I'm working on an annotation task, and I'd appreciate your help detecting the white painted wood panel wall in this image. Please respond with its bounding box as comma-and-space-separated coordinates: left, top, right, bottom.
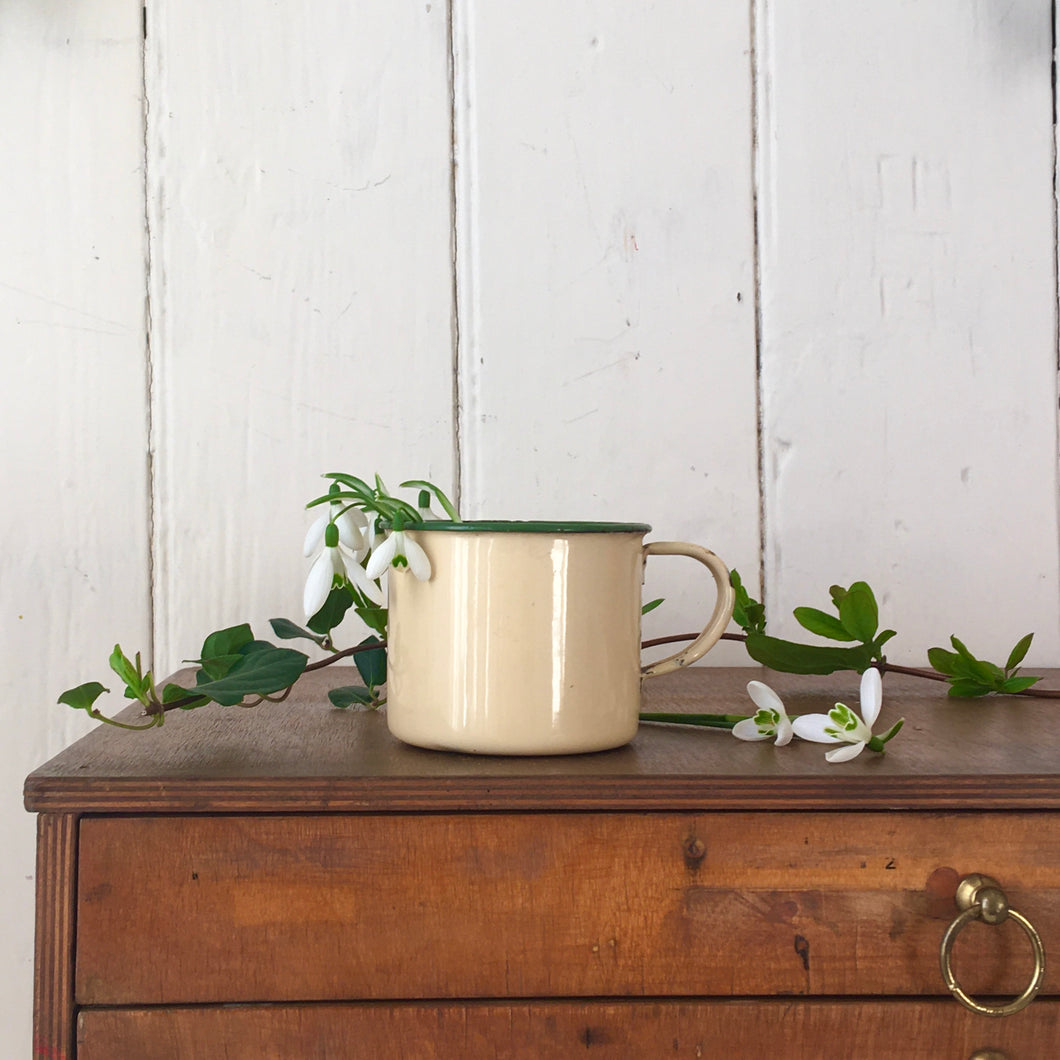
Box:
4, 0, 1057, 1048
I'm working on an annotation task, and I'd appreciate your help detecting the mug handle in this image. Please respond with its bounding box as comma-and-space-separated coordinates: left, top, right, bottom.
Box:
640, 542, 736, 679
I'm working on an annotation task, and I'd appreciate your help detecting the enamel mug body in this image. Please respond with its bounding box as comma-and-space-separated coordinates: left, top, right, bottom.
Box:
385, 522, 734, 755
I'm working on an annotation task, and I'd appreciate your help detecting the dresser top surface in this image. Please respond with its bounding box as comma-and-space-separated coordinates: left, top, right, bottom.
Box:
24, 668, 1060, 813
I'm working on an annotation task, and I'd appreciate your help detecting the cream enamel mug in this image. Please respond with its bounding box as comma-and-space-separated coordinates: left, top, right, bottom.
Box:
385, 522, 736, 755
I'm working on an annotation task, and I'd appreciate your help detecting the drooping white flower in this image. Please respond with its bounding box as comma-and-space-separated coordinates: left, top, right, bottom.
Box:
415, 488, 444, 522
733, 681, 793, 745
365, 527, 431, 582
791, 668, 902, 762
303, 504, 368, 561
303, 515, 381, 619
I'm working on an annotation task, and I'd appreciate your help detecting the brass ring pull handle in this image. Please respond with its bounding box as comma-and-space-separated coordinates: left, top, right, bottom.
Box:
939, 873, 1046, 1017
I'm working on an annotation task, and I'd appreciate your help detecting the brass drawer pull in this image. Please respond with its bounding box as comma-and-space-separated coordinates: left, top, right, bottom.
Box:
940, 873, 1046, 1017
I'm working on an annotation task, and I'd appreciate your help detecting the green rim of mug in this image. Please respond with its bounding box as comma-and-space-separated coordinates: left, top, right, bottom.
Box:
404, 520, 652, 534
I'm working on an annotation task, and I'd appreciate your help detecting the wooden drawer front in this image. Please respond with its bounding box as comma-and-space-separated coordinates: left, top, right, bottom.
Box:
77, 1000, 1060, 1059
76, 812, 1060, 1004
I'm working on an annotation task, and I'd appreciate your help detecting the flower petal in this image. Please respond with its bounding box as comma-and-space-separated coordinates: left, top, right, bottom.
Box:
364, 532, 398, 580
347, 558, 385, 606
334, 510, 366, 553
303, 513, 328, 557
825, 741, 866, 763
791, 713, 844, 743
404, 536, 432, 581
860, 667, 883, 726
304, 547, 341, 618
747, 680, 786, 717
774, 715, 794, 746
733, 718, 772, 741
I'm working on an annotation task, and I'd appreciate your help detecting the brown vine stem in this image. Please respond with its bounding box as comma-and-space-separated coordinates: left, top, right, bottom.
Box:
147, 629, 1060, 716
642, 632, 1060, 700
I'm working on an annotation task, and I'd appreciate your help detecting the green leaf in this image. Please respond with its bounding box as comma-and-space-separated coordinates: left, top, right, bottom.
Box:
793, 606, 856, 642
58, 681, 109, 714
837, 581, 878, 642
108, 645, 141, 692
328, 685, 376, 709
269, 617, 328, 646
878, 718, 904, 744
928, 646, 962, 677
197, 653, 245, 682
201, 624, 254, 660
873, 629, 898, 652
729, 569, 766, 635
322, 472, 375, 499
353, 635, 387, 688
946, 678, 993, 698
400, 479, 460, 520
162, 683, 211, 709
354, 605, 389, 638
641, 598, 664, 616
949, 636, 1002, 684
169, 647, 308, 707
307, 584, 355, 635
1005, 633, 1034, 674
1001, 675, 1040, 694
829, 585, 848, 609
744, 633, 874, 675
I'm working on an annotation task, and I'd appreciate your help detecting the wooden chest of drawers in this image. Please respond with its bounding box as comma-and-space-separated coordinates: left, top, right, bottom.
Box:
25, 669, 1060, 1058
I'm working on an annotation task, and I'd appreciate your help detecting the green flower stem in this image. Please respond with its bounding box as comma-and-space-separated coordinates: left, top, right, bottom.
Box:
638, 712, 743, 730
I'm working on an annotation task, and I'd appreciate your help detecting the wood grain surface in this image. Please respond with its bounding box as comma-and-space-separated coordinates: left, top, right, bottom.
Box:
75, 811, 1058, 1005
33, 814, 77, 1060
76, 999, 1060, 1059
25, 669, 1060, 814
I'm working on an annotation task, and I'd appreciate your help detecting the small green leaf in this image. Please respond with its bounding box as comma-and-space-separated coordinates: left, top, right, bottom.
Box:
58, 681, 109, 714
878, 718, 904, 744
641, 598, 664, 616
949, 636, 1002, 684
837, 581, 878, 642
269, 618, 329, 645
744, 633, 874, 675
928, 646, 962, 677
1005, 633, 1034, 674
197, 653, 245, 682
328, 685, 376, 709
108, 645, 140, 692
829, 585, 848, 609
162, 683, 210, 709
201, 624, 254, 660
400, 479, 460, 520
873, 629, 897, 652
321, 472, 375, 499
1001, 675, 1040, 694
308, 584, 355, 635
353, 635, 387, 689
354, 605, 389, 638
729, 570, 766, 635
793, 606, 856, 642
947, 678, 993, 698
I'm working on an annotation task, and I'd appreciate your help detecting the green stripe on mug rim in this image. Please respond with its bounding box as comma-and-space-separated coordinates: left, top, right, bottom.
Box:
405, 520, 652, 534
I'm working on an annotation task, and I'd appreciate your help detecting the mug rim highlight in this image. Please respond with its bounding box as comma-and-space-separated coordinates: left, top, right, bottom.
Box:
404, 519, 652, 534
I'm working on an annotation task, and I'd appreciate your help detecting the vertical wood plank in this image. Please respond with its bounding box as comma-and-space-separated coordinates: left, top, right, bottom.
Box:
758, 1, 1060, 663
456, 1, 761, 656
33, 815, 78, 1060
1, 3, 148, 1053
146, 1, 456, 670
